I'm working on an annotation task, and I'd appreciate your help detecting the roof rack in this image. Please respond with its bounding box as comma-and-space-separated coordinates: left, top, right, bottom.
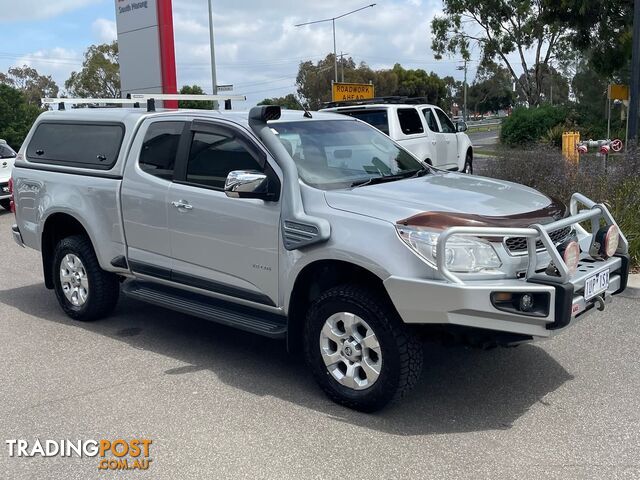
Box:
323, 96, 434, 109
42, 94, 247, 112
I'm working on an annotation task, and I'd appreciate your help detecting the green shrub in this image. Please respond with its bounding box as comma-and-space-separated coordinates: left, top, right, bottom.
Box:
480, 147, 640, 266
500, 106, 568, 147
541, 124, 565, 148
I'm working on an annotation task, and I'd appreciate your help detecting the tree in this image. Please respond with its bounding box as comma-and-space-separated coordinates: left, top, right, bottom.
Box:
258, 94, 301, 110
178, 85, 213, 109
442, 75, 463, 114
295, 54, 448, 110
572, 60, 608, 114
389, 64, 447, 104
65, 42, 120, 98
296, 54, 339, 109
0, 84, 42, 149
468, 63, 514, 114
431, 0, 570, 106
0, 66, 59, 105
543, 0, 633, 78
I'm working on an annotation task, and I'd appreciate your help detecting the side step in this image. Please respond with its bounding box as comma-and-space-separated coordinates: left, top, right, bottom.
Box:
122, 281, 287, 339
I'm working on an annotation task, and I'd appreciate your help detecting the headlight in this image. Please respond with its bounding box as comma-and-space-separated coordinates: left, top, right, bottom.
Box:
396, 225, 502, 273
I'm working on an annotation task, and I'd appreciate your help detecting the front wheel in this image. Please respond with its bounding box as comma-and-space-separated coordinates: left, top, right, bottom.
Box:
462, 152, 473, 174
304, 285, 423, 412
0, 199, 10, 211
52, 235, 120, 321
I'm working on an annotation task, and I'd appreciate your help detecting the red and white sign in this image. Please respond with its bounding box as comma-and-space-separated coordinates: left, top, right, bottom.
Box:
610, 139, 624, 153
115, 0, 177, 107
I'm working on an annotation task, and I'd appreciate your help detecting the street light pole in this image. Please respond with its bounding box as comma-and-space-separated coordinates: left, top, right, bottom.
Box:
629, 0, 640, 142
207, 0, 219, 109
457, 61, 468, 121
339, 52, 350, 82
333, 19, 337, 83
295, 4, 376, 84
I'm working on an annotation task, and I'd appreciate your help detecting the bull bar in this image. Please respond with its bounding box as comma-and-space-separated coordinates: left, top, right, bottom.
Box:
435, 193, 630, 285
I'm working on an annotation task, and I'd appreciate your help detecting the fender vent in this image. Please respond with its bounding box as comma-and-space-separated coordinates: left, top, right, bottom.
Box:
283, 221, 319, 249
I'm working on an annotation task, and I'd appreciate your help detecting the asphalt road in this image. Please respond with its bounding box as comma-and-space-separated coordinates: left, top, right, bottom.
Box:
469, 128, 501, 148
0, 210, 639, 479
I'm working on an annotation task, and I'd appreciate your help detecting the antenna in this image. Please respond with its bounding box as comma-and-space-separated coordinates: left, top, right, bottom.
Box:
294, 94, 313, 118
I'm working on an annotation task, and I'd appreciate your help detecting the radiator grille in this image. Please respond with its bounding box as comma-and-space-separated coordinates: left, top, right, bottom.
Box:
505, 226, 573, 254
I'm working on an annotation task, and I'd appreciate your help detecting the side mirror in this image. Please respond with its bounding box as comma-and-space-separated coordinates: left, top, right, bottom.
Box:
224, 170, 272, 200
457, 121, 468, 133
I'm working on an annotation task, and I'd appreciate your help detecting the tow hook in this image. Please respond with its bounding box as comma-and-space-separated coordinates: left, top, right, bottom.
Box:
594, 295, 606, 311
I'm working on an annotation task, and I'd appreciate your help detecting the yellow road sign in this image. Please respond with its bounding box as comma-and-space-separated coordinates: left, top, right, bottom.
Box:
608, 84, 629, 101
332, 82, 375, 102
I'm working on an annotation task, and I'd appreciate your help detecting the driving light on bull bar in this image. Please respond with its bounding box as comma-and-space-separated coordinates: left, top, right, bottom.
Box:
591, 225, 620, 259
396, 225, 502, 273
560, 240, 580, 275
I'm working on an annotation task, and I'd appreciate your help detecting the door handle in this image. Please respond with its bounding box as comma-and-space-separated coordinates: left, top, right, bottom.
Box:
171, 200, 193, 210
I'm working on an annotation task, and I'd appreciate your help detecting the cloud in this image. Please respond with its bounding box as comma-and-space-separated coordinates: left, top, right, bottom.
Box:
93, 18, 117, 43
168, 0, 448, 104
14, 48, 81, 89
2, 0, 470, 105
0, 0, 102, 21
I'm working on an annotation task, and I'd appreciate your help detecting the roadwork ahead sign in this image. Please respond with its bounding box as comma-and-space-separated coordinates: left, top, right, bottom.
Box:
332, 82, 375, 102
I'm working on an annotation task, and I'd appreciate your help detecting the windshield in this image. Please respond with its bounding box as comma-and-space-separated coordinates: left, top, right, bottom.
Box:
272, 119, 426, 190
0, 144, 16, 159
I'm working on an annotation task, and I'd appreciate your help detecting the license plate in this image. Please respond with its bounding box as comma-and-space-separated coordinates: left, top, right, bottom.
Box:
584, 269, 610, 300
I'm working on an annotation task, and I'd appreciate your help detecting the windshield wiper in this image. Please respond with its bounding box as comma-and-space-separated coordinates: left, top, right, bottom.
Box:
351, 168, 429, 188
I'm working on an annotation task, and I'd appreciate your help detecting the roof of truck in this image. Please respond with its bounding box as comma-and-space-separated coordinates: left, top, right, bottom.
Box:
322, 103, 437, 112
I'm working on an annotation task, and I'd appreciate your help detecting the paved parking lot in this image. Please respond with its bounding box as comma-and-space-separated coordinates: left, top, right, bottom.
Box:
0, 210, 638, 479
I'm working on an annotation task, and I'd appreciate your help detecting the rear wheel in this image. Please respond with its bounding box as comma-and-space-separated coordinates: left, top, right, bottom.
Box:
0, 199, 10, 211
304, 284, 423, 412
52, 235, 120, 321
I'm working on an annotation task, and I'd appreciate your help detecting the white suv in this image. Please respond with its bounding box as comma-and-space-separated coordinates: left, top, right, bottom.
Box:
0, 139, 16, 210
322, 101, 474, 173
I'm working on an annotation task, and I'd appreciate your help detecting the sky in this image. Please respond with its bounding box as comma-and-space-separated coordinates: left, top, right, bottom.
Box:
0, 0, 489, 106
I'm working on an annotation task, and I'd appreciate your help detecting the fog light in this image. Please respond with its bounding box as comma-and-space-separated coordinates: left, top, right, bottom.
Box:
491, 292, 551, 317
519, 294, 534, 312
591, 225, 619, 259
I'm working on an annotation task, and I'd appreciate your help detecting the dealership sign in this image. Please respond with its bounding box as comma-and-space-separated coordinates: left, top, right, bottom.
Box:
115, 0, 177, 106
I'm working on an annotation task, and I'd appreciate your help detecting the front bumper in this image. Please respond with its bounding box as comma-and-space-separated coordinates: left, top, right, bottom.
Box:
384, 254, 629, 339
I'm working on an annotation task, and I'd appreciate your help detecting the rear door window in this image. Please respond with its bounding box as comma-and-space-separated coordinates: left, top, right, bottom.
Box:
339, 109, 390, 135
397, 108, 424, 135
26, 122, 124, 170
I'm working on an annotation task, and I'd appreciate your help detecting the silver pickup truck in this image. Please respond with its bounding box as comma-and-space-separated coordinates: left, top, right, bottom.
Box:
10, 99, 630, 412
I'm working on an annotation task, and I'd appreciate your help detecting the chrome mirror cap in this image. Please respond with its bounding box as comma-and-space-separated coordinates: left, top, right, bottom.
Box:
224, 170, 269, 199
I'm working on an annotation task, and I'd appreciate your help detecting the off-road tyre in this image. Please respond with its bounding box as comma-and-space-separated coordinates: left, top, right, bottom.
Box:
304, 284, 423, 412
52, 235, 119, 321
